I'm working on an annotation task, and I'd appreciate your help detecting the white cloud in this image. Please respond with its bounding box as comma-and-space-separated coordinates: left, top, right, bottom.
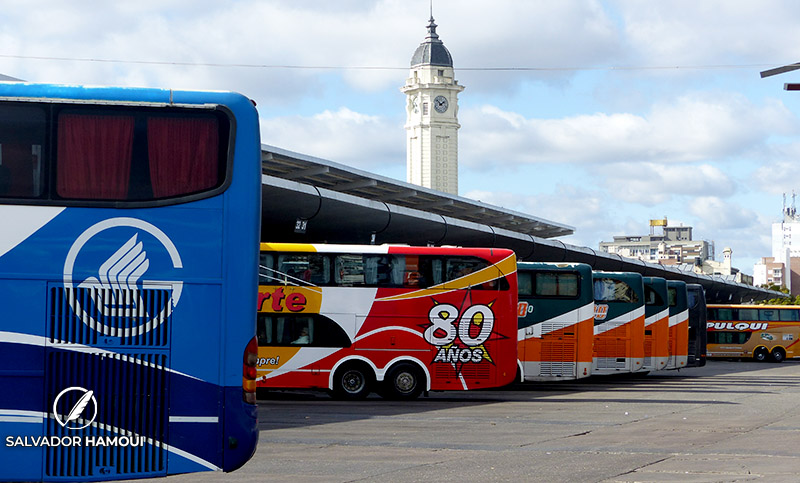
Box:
751, 142, 800, 195
689, 196, 760, 231
460, 92, 796, 167
687, 196, 772, 271
0, 1, 620, 99
260, 107, 404, 172
599, 162, 736, 205
617, 0, 800, 64
464, 185, 623, 249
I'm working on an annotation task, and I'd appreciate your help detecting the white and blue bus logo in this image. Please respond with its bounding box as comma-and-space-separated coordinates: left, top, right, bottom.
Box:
62, 217, 183, 338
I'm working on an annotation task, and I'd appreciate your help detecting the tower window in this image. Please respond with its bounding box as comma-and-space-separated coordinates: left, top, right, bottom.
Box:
438, 69, 444, 76
422, 102, 429, 115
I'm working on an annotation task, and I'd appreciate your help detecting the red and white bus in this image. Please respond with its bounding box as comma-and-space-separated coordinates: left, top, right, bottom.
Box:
255, 243, 518, 399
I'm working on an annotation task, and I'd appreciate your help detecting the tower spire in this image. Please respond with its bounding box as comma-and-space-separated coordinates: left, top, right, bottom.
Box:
401, 14, 464, 195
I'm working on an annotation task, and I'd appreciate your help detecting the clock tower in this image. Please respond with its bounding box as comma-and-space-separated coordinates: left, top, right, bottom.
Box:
401, 16, 464, 195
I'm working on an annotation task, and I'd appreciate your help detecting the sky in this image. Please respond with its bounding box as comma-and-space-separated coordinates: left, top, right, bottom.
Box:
3, 0, 800, 276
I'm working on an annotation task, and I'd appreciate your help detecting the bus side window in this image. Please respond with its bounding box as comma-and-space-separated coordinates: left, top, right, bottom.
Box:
738, 308, 758, 321
0, 106, 46, 199
716, 308, 733, 321
259, 253, 275, 284
711, 331, 750, 344
257, 314, 273, 345
645, 286, 664, 306
595, 278, 635, 303
365, 255, 406, 287
405, 256, 436, 288
536, 272, 578, 297
278, 254, 330, 285
287, 316, 313, 345
536, 273, 559, 296
780, 309, 799, 321
335, 254, 365, 286
260, 315, 351, 348
760, 309, 779, 321
518, 272, 532, 296
445, 257, 489, 282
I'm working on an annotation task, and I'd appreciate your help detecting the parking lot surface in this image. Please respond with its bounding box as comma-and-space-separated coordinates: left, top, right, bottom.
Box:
139, 360, 800, 482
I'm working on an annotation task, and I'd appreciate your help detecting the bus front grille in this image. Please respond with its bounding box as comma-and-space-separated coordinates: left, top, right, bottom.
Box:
541, 340, 576, 362
44, 350, 168, 479
540, 361, 576, 377
49, 285, 171, 347
596, 357, 627, 369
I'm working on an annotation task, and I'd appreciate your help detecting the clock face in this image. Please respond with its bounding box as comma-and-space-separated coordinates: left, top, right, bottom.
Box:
433, 95, 448, 113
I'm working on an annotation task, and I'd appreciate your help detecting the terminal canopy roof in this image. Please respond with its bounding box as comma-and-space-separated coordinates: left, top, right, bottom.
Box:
261, 144, 784, 304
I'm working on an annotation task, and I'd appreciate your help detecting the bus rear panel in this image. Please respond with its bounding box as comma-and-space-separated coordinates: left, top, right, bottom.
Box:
0, 83, 260, 481
686, 283, 707, 367
665, 280, 689, 370
642, 277, 670, 372
592, 272, 645, 375
517, 262, 594, 381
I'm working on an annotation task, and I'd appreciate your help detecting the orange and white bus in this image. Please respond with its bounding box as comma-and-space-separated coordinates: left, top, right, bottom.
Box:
642, 277, 670, 372
255, 243, 518, 399
592, 272, 645, 374
516, 262, 594, 381
706, 304, 800, 362
665, 280, 689, 370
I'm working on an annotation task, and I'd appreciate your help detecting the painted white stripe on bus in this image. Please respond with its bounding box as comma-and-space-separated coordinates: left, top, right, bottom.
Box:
669, 310, 689, 327
354, 326, 425, 343
49, 412, 221, 471
0, 409, 46, 424
0, 409, 46, 422
645, 308, 670, 327
169, 416, 219, 423
0, 206, 65, 258
594, 306, 645, 335
0, 409, 220, 471
0, 331, 201, 381
519, 303, 594, 340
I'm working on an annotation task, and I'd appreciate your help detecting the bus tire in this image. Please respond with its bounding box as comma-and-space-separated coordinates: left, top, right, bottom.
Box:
332, 363, 373, 400
382, 363, 424, 400
771, 348, 786, 363
753, 347, 769, 362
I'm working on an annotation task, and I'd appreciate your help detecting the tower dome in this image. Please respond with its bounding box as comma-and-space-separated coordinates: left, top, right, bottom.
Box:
410, 17, 453, 67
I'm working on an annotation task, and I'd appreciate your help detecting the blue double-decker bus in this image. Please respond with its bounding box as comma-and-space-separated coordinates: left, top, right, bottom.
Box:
0, 82, 261, 481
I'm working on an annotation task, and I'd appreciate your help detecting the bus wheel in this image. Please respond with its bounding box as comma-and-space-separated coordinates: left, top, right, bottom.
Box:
753, 347, 769, 362
771, 348, 786, 363
383, 363, 424, 400
332, 363, 372, 400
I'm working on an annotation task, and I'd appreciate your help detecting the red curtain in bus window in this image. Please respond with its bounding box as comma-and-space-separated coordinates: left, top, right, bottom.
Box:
147, 117, 219, 198
56, 114, 134, 199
